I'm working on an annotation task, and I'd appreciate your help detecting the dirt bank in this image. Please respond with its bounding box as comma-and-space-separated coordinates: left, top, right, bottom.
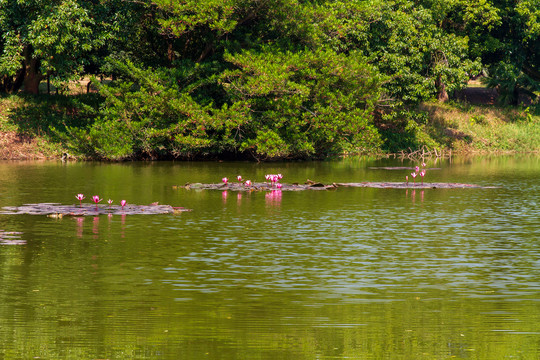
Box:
0, 131, 54, 160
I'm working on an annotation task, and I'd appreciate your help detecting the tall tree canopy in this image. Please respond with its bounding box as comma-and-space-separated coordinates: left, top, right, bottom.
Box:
0, 0, 101, 93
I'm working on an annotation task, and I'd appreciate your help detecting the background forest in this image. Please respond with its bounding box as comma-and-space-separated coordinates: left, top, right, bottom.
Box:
0, 0, 539, 160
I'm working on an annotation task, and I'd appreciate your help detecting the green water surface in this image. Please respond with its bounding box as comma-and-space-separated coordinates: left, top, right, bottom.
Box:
0, 156, 538, 359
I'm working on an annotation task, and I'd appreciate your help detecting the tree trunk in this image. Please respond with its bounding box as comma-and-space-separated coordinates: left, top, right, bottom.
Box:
22, 45, 44, 95
511, 86, 519, 106
435, 74, 449, 102
167, 42, 175, 65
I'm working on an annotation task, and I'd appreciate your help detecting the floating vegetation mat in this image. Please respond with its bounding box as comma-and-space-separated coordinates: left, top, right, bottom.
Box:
0, 203, 190, 216
0, 231, 25, 245
368, 167, 442, 171
180, 181, 495, 191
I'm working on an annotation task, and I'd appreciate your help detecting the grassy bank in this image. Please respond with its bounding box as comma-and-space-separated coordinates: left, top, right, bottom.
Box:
0, 93, 538, 160
0, 93, 101, 160
419, 101, 540, 153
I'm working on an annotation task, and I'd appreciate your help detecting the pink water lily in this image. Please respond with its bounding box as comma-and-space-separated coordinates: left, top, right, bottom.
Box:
245, 180, 252, 186
265, 174, 281, 186
107, 199, 113, 208
415, 166, 420, 173
420, 170, 426, 184
411, 172, 417, 184
222, 177, 228, 184
92, 195, 102, 210
75, 194, 85, 206
120, 200, 127, 209
237, 175, 242, 183
276, 183, 282, 189
421, 162, 426, 168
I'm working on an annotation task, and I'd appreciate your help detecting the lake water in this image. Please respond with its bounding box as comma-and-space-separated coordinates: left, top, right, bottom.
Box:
0, 156, 538, 359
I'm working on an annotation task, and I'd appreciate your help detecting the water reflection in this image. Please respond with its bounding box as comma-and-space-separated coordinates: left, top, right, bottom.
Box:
222, 190, 228, 203
405, 189, 425, 203
0, 230, 25, 245
76, 217, 84, 238
265, 190, 282, 206
92, 216, 99, 238
237, 192, 242, 204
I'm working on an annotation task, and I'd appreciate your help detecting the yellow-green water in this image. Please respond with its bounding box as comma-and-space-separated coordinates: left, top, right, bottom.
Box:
0, 156, 538, 359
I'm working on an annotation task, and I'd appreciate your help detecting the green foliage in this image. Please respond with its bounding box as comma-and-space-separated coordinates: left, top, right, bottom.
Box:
366, 1, 479, 103
0, 32, 24, 76
466, 0, 539, 105
1, 0, 538, 159
482, 62, 540, 106
0, 0, 106, 93
221, 48, 385, 159
71, 47, 385, 160
379, 109, 441, 152
26, 0, 96, 74
70, 59, 247, 159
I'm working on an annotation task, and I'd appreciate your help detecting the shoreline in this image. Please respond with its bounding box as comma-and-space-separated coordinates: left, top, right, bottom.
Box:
1, 94, 538, 161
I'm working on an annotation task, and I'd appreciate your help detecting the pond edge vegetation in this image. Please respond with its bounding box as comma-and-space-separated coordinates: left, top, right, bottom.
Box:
0, 0, 538, 161
1, 92, 537, 161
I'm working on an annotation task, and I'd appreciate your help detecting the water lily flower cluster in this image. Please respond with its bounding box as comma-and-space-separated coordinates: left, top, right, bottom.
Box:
221, 175, 253, 186
75, 194, 127, 209
237, 175, 253, 186
265, 174, 283, 187
219, 174, 283, 188
407, 163, 427, 186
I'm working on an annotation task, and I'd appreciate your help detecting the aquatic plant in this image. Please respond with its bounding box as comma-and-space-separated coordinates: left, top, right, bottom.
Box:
92, 195, 102, 209
411, 172, 417, 184
107, 199, 113, 208
75, 194, 85, 206
265, 174, 282, 187
420, 169, 426, 184
222, 177, 228, 184
245, 180, 252, 186
237, 175, 242, 183
120, 200, 127, 209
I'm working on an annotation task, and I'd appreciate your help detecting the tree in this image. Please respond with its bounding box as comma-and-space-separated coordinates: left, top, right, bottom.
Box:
221, 48, 385, 159
364, 0, 479, 104
483, 0, 539, 105
0, 0, 99, 94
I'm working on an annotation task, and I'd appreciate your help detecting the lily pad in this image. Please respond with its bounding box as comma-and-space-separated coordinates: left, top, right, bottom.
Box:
179, 181, 494, 191
368, 167, 441, 170
0, 203, 191, 216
